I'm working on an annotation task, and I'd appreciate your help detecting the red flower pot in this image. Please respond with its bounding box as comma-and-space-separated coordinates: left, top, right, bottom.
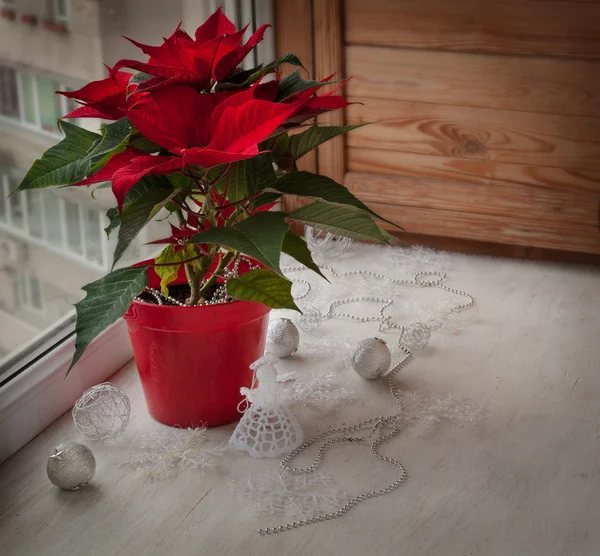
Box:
124, 298, 270, 428
20, 13, 37, 25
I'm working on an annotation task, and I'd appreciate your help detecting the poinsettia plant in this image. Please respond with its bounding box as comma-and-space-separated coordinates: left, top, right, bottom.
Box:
14, 8, 398, 369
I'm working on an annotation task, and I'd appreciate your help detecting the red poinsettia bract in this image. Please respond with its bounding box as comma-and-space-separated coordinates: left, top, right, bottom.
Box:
58, 68, 134, 120
110, 8, 268, 93
72, 85, 303, 208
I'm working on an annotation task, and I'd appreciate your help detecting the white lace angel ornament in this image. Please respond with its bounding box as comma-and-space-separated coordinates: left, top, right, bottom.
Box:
230, 355, 304, 458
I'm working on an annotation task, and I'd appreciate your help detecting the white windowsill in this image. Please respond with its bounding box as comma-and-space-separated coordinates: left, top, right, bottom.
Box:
0, 317, 134, 463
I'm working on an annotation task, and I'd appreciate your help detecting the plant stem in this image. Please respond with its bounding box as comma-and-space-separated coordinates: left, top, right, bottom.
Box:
175, 207, 202, 303
197, 251, 235, 300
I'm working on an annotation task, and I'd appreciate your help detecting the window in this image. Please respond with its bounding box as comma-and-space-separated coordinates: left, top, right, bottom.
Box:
0, 66, 18, 119
0, 66, 79, 135
18, 273, 44, 313
0, 169, 111, 270
47, 0, 69, 25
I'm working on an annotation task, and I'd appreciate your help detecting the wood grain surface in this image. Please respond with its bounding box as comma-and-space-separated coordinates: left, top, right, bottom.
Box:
346, 98, 600, 171
345, 0, 600, 59
346, 46, 600, 118
348, 147, 600, 194
368, 201, 600, 253
344, 172, 600, 226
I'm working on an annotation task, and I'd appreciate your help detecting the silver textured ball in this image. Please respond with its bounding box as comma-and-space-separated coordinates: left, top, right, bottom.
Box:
72, 382, 130, 442
267, 318, 300, 358
296, 307, 323, 334
351, 338, 392, 380
47, 442, 96, 490
401, 323, 431, 351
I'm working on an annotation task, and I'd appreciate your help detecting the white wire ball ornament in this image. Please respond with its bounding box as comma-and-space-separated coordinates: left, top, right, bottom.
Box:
401, 323, 431, 351
351, 337, 392, 380
72, 382, 131, 442
304, 226, 353, 259
230, 355, 304, 458
47, 442, 96, 490
266, 318, 300, 358
295, 307, 323, 334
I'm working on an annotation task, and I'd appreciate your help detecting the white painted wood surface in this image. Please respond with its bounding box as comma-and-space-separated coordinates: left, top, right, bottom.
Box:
1, 245, 600, 556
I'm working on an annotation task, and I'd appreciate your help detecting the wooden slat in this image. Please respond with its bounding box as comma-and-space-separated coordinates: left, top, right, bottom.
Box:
345, 172, 599, 226
274, 0, 314, 225
313, 0, 346, 183
346, 46, 600, 118
345, 0, 600, 59
346, 98, 600, 171
366, 201, 600, 254
348, 147, 600, 194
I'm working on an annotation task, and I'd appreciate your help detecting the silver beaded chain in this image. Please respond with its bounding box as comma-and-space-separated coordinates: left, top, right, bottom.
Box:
133, 256, 261, 306
257, 265, 473, 535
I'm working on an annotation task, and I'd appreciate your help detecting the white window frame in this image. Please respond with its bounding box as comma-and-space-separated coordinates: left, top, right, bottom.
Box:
0, 0, 16, 9
48, 0, 70, 25
0, 65, 78, 139
0, 316, 134, 463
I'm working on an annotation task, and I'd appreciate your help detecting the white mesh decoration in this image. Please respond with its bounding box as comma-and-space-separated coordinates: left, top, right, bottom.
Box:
304, 226, 352, 260
230, 355, 304, 458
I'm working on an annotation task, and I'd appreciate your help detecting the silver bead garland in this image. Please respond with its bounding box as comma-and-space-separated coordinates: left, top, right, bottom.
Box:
258, 264, 474, 535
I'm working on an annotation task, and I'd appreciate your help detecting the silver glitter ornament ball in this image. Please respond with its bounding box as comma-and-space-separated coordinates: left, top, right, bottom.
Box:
351, 338, 392, 380
72, 382, 131, 442
47, 442, 96, 490
267, 318, 300, 358
296, 307, 323, 334
401, 323, 431, 351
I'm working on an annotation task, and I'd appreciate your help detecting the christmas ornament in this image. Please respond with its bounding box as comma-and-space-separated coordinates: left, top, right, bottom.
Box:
295, 307, 323, 334
305, 226, 352, 259
400, 323, 431, 351
267, 318, 300, 358
230, 355, 304, 458
47, 442, 96, 490
350, 338, 392, 379
72, 382, 131, 442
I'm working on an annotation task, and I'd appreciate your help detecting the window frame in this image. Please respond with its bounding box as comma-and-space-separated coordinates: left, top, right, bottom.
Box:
48, 0, 70, 26
17, 271, 45, 314
0, 65, 76, 139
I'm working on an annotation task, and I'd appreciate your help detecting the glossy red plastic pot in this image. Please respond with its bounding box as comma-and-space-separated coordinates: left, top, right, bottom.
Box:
124, 298, 270, 428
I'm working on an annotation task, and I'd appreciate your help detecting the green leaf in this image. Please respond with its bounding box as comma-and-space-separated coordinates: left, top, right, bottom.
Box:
217, 54, 304, 91
69, 266, 148, 371
276, 70, 330, 101
154, 244, 198, 296
212, 154, 277, 203
288, 124, 367, 160
113, 187, 179, 268
268, 171, 401, 229
16, 120, 101, 191
287, 200, 393, 243
188, 212, 290, 275
104, 207, 120, 238
281, 231, 327, 279
226, 269, 300, 311
85, 117, 132, 171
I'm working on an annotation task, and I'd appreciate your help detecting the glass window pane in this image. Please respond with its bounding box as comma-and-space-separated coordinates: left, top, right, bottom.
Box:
84, 208, 103, 265
0, 66, 19, 119
29, 275, 42, 310
56, 0, 68, 18
37, 76, 62, 133
64, 199, 82, 254
0, 177, 7, 222
27, 190, 43, 238
42, 191, 63, 247
9, 191, 25, 229
20, 74, 37, 125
